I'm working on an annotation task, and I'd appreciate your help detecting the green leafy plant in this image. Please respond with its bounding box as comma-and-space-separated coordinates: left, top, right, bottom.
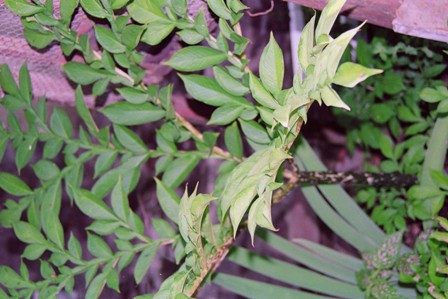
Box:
0, 0, 446, 298
330, 35, 447, 233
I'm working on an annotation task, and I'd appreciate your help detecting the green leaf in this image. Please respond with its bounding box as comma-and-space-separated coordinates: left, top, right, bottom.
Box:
152, 218, 176, 238
227, 247, 364, 298
121, 25, 145, 49
114, 124, 147, 153
95, 26, 126, 53
117, 87, 148, 104
60, 0, 79, 23
4, 0, 44, 16
370, 103, 394, 124
134, 242, 159, 284
208, 105, 244, 125
23, 243, 47, 260
206, 0, 232, 20
298, 15, 315, 71
15, 137, 37, 171
23, 28, 54, 49
0, 172, 32, 196
13, 221, 47, 244
32, 160, 60, 181
0, 64, 20, 97
94, 151, 117, 178
155, 178, 180, 224
259, 33, 284, 96
420, 87, 447, 103
213, 66, 249, 96
437, 100, 448, 114
45, 212, 65, 249
177, 29, 204, 45
85, 273, 107, 299
63, 62, 107, 85
141, 21, 175, 46
111, 177, 131, 221
80, 0, 108, 18
87, 233, 113, 257
18, 64, 32, 103
379, 134, 394, 159
248, 73, 278, 109
0, 266, 33, 289
68, 233, 83, 259
423, 64, 446, 78
73, 188, 117, 220
127, 0, 168, 24
381, 71, 404, 95
214, 273, 331, 299
332, 62, 382, 88
320, 85, 350, 110
75, 86, 98, 133
315, 0, 345, 41
50, 107, 73, 138
239, 119, 270, 144
224, 122, 243, 159
179, 74, 251, 107
165, 46, 228, 72
87, 219, 121, 235
162, 154, 201, 189
101, 102, 165, 126
41, 182, 62, 224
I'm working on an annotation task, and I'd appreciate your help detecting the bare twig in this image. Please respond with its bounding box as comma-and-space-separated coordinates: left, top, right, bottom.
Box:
248, 0, 275, 17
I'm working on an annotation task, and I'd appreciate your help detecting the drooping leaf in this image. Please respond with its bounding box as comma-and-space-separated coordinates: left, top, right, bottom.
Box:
165, 46, 228, 72
155, 178, 180, 224
248, 72, 279, 109
23, 28, 54, 49
111, 177, 131, 221
162, 154, 201, 189
0, 64, 20, 97
75, 86, 98, 133
320, 85, 350, 110
224, 122, 243, 159
134, 242, 159, 284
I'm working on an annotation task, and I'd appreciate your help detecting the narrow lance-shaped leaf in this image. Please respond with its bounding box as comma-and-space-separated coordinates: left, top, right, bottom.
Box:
73, 188, 117, 220
63, 62, 107, 85
75, 86, 99, 133
298, 14, 315, 71
165, 46, 228, 72
155, 178, 180, 224
315, 0, 346, 41
111, 177, 131, 221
